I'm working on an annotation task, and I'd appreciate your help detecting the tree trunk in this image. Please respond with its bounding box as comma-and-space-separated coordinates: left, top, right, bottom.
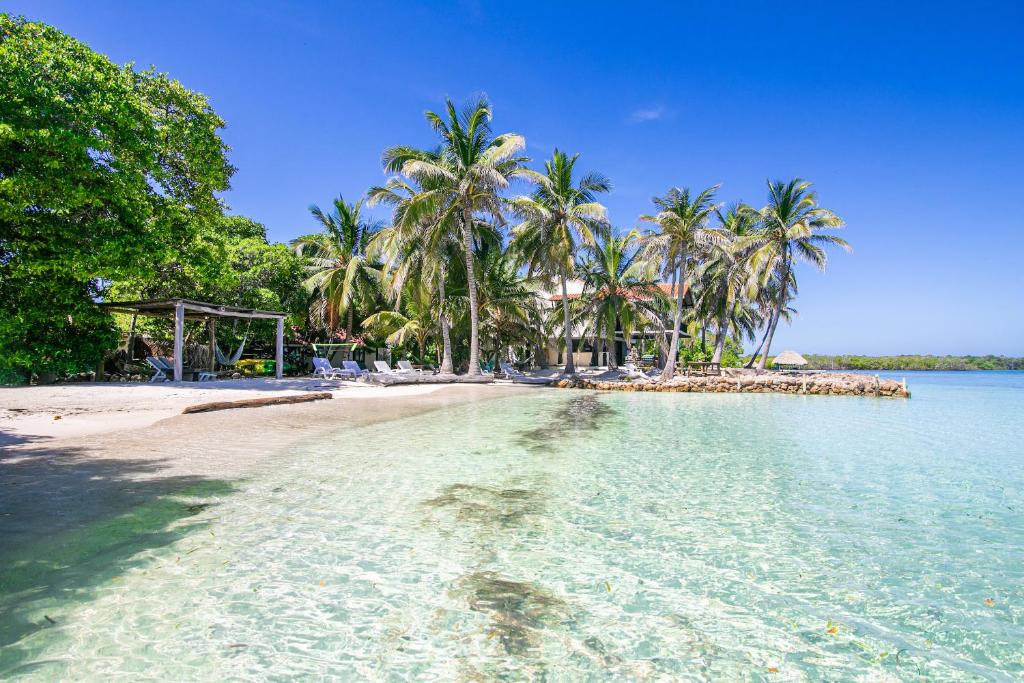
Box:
744, 323, 772, 368
347, 307, 353, 334
560, 273, 575, 375
660, 255, 687, 380
757, 265, 790, 370
711, 308, 728, 364
606, 320, 617, 369
462, 203, 482, 375
126, 313, 138, 360
438, 273, 454, 374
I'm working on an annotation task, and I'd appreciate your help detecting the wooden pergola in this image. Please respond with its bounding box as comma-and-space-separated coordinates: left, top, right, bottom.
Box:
100, 298, 286, 381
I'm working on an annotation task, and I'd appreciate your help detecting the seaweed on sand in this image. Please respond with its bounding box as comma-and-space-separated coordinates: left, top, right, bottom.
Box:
451, 571, 569, 656
421, 483, 543, 529
515, 394, 616, 452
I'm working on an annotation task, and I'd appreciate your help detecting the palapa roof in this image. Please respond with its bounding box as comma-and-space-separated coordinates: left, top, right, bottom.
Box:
772, 350, 808, 367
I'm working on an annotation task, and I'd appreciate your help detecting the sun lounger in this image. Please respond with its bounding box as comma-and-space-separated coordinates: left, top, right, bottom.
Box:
396, 360, 423, 374
311, 357, 346, 379
500, 362, 555, 385
146, 356, 170, 382
623, 362, 651, 379
373, 360, 399, 374
342, 360, 367, 378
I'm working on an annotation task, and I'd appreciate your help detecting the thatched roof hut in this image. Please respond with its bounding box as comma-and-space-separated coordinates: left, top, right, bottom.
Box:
772, 350, 808, 368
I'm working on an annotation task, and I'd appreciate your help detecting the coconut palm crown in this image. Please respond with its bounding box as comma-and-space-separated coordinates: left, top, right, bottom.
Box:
640, 185, 722, 379
741, 178, 849, 369
382, 97, 529, 375
292, 195, 383, 333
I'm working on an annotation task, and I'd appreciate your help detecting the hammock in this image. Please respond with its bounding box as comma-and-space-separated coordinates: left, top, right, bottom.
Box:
214, 337, 247, 367
214, 321, 250, 367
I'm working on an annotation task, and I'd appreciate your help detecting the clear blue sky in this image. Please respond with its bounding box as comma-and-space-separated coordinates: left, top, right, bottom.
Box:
12, 1, 1024, 355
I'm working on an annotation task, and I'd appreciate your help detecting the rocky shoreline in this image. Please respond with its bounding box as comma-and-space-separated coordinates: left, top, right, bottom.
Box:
555, 370, 910, 398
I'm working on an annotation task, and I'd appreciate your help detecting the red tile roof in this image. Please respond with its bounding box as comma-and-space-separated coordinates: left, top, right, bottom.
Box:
548, 283, 690, 302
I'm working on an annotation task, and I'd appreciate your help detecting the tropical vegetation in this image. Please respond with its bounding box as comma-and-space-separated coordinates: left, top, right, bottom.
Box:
2, 16, 868, 384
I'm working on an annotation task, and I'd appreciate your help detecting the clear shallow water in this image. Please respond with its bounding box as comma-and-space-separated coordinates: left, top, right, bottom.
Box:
2, 373, 1023, 680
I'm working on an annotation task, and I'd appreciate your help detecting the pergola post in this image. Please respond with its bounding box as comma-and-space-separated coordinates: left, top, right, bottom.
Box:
208, 319, 217, 372
173, 301, 184, 382
275, 317, 284, 380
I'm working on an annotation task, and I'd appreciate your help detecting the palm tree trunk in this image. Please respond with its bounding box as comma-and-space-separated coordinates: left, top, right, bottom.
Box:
438, 273, 454, 374
606, 318, 617, 369
660, 255, 686, 380
757, 266, 790, 370
560, 273, 575, 375
745, 324, 771, 368
711, 308, 728, 364
347, 308, 353, 334
461, 203, 481, 375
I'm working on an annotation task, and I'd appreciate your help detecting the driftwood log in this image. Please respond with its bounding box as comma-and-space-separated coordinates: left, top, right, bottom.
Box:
182, 392, 333, 414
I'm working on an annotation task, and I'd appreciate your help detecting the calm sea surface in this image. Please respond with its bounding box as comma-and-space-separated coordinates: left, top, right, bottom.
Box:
2, 372, 1022, 680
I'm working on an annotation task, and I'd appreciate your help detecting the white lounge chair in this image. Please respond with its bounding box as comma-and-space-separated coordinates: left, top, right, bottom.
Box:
373, 360, 399, 374
623, 362, 651, 379
342, 360, 367, 378
312, 357, 345, 379
146, 356, 170, 382
396, 360, 423, 374
500, 362, 555, 385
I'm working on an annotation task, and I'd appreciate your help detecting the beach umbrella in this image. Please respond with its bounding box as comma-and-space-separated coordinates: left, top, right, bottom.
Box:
772, 350, 808, 368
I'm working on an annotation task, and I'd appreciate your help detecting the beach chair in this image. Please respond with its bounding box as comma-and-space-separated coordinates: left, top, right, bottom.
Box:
396, 360, 423, 374
500, 362, 555, 385
373, 360, 398, 374
623, 362, 651, 379
311, 357, 345, 379
146, 356, 170, 382
342, 360, 367, 379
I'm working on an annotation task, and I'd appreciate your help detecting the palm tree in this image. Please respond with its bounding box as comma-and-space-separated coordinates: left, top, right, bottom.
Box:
383, 97, 528, 375
292, 195, 382, 333
475, 243, 538, 369
510, 149, 611, 375
368, 174, 459, 373
361, 281, 434, 362
577, 226, 664, 369
742, 179, 849, 369
640, 185, 722, 380
699, 204, 758, 364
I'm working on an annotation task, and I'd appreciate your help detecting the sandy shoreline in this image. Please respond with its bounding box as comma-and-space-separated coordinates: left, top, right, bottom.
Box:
0, 380, 531, 563
0, 378, 467, 445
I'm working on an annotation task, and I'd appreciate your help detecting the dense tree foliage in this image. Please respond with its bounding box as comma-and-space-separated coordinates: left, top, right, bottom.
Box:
0, 15, 232, 381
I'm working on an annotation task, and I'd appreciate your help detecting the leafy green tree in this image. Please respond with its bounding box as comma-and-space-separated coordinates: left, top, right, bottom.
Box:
510, 149, 610, 374
0, 15, 233, 382
741, 179, 849, 369
292, 195, 383, 334
383, 97, 528, 375
640, 185, 722, 380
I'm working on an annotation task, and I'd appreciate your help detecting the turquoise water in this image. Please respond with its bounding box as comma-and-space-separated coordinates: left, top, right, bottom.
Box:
2, 372, 1023, 680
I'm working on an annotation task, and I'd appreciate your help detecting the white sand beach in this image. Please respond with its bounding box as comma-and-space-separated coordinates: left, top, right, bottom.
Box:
0, 378, 465, 445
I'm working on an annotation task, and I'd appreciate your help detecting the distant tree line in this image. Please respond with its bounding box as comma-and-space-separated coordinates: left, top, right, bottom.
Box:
800, 355, 1024, 371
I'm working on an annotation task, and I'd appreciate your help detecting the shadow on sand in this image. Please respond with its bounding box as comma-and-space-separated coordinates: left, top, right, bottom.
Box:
0, 442, 237, 670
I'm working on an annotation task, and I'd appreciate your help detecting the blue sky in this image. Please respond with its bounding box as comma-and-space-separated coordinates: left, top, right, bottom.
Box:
12, 1, 1024, 355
